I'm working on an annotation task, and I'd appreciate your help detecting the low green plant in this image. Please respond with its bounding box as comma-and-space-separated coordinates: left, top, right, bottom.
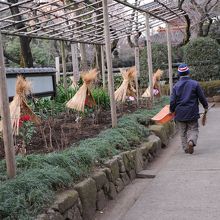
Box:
0, 97, 169, 219
92, 88, 110, 109
19, 121, 36, 147
55, 84, 78, 104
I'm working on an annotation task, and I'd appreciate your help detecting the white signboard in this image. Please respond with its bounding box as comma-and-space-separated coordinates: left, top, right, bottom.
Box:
7, 76, 54, 97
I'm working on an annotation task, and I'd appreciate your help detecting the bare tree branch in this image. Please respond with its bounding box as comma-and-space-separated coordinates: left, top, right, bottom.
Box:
3, 49, 20, 64
178, 0, 191, 46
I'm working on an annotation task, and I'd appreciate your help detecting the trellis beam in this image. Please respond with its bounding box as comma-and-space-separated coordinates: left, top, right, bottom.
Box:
1, 30, 104, 45
113, 0, 168, 22
102, 0, 117, 127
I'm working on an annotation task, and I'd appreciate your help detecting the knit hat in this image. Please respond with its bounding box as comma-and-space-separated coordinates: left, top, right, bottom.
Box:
178, 64, 190, 75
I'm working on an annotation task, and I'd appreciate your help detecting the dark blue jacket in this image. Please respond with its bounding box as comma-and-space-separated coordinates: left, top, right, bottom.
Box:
170, 76, 208, 121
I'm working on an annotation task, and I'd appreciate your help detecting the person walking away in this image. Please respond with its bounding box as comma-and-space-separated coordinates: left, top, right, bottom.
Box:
170, 64, 208, 154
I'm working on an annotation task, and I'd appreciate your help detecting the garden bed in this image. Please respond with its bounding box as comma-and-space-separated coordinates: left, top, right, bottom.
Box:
0, 97, 169, 219
0, 102, 147, 159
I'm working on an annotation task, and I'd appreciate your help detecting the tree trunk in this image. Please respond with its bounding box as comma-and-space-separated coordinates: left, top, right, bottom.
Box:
7, 0, 33, 67
19, 37, 33, 67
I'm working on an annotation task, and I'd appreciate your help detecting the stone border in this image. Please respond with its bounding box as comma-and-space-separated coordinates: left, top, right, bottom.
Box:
36, 121, 176, 220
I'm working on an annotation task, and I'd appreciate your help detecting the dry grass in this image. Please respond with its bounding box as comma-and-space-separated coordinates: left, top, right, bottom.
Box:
66, 69, 97, 112
114, 66, 137, 102
142, 69, 163, 98
0, 76, 40, 135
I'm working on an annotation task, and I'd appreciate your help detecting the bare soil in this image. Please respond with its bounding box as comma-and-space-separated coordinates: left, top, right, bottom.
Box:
0, 102, 147, 159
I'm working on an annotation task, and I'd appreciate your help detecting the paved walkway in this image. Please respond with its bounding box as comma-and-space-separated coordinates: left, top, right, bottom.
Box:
122, 104, 220, 220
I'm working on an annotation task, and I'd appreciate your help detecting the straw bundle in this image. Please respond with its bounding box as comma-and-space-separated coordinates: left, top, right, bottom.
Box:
114, 66, 137, 102
66, 69, 97, 112
70, 76, 79, 90
142, 69, 163, 98
0, 76, 41, 135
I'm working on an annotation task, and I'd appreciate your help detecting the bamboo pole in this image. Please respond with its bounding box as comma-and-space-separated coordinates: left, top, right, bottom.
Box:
0, 32, 16, 178
166, 22, 173, 95
55, 57, 60, 84
145, 13, 154, 105
134, 47, 140, 105
61, 41, 67, 89
101, 45, 106, 90
102, 0, 117, 127
71, 43, 80, 82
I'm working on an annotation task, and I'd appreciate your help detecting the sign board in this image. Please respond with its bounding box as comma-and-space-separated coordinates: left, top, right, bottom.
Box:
6, 68, 56, 99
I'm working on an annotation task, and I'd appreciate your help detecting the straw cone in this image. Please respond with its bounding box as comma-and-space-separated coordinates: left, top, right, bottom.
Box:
115, 66, 137, 102
66, 69, 97, 112
142, 69, 163, 98
70, 76, 78, 90
0, 76, 41, 135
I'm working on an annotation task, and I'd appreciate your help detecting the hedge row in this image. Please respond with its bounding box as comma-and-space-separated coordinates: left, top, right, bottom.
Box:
0, 97, 169, 220
139, 37, 220, 82
161, 80, 220, 97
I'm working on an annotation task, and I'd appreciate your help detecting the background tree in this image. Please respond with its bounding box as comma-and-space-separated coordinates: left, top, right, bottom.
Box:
7, 0, 34, 67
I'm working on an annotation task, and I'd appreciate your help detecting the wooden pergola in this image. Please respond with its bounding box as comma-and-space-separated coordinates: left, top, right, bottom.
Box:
0, 0, 186, 178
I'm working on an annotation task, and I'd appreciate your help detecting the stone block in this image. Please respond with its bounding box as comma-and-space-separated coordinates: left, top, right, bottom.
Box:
140, 142, 151, 156
115, 178, 124, 193
77, 198, 83, 215
134, 148, 144, 173
103, 182, 110, 195
43, 209, 64, 220
120, 172, 130, 186
96, 190, 107, 211
115, 155, 126, 173
74, 178, 97, 220
64, 206, 82, 220
149, 125, 168, 147
143, 159, 149, 169
120, 151, 135, 172
213, 95, 220, 102
141, 141, 155, 157
52, 190, 79, 214
147, 134, 162, 155
108, 182, 117, 200
104, 158, 120, 182
92, 171, 108, 191
102, 168, 113, 182
127, 169, 136, 181
207, 97, 214, 102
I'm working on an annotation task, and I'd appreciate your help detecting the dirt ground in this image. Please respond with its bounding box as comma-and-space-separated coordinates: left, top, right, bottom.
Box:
0, 102, 148, 159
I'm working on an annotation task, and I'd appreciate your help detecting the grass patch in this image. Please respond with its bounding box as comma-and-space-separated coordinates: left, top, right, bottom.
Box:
0, 97, 169, 219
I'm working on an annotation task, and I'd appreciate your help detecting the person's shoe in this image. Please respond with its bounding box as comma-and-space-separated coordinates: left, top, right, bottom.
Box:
185, 148, 189, 154
188, 141, 194, 154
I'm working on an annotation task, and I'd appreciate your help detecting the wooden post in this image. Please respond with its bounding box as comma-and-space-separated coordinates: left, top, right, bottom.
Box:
102, 0, 117, 127
61, 41, 67, 89
134, 47, 140, 105
101, 45, 106, 90
166, 23, 173, 95
145, 13, 154, 105
95, 47, 99, 69
55, 57, 60, 84
0, 32, 16, 178
71, 43, 80, 82
80, 43, 88, 71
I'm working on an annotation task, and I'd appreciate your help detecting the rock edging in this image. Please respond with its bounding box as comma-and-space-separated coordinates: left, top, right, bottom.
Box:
36, 121, 175, 220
